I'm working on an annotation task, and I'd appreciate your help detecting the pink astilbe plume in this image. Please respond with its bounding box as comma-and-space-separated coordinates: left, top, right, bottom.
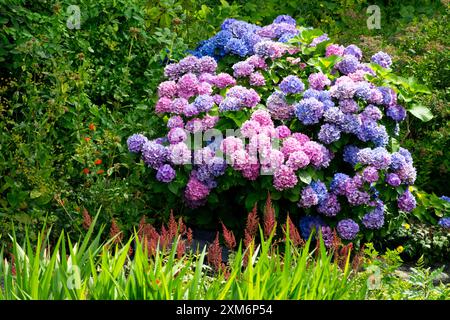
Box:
168, 210, 178, 239
263, 192, 276, 239
221, 221, 236, 250
207, 232, 222, 272
82, 208, 92, 231
109, 218, 123, 244
244, 203, 259, 248
282, 214, 304, 247
177, 239, 186, 259
186, 228, 193, 247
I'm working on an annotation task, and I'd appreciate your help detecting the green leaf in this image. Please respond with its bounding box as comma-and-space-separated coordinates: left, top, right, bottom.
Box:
298, 171, 312, 184
30, 190, 42, 199
167, 182, 179, 195
408, 104, 433, 122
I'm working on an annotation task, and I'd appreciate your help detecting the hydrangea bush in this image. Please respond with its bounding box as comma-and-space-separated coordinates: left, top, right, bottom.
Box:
128, 16, 432, 243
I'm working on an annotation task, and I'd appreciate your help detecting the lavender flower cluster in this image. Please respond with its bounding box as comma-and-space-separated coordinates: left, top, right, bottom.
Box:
127, 15, 418, 242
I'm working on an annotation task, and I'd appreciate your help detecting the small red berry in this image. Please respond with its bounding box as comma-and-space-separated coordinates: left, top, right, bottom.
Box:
83, 168, 90, 175
94, 159, 102, 165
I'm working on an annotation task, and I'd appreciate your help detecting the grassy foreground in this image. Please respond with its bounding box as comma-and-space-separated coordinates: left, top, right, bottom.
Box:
0, 215, 448, 300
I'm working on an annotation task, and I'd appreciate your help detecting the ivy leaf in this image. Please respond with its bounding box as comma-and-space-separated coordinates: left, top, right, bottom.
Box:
408, 104, 434, 122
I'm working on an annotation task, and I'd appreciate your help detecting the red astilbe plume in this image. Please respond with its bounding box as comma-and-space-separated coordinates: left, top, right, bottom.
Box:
178, 217, 187, 236
331, 229, 343, 262
10, 254, 16, 276
82, 208, 92, 231
160, 224, 170, 249
177, 239, 186, 259
282, 214, 304, 247
220, 221, 236, 251
244, 203, 259, 248
338, 243, 353, 270
168, 210, 178, 240
207, 232, 222, 272
352, 244, 365, 272
186, 228, 193, 247
136, 216, 160, 256
110, 218, 123, 244
263, 192, 276, 239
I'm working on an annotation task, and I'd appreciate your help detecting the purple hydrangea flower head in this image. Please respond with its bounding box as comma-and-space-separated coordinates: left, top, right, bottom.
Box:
337, 219, 360, 240
158, 81, 177, 98
254, 40, 287, 59
310, 34, 330, 47
371, 51, 392, 68
286, 150, 310, 170
441, 196, 450, 202
167, 127, 187, 144
339, 99, 359, 113
320, 226, 334, 248
167, 116, 184, 129
295, 98, 324, 125
193, 95, 215, 113
438, 218, 450, 229
326, 44, 345, 57
310, 180, 328, 203
183, 103, 199, 117
169, 142, 191, 165
213, 73, 236, 88
142, 141, 169, 169
318, 123, 341, 144
362, 104, 383, 121
273, 15, 296, 25
267, 91, 294, 120
156, 164, 176, 183
155, 97, 172, 114
232, 61, 255, 77
249, 72, 266, 86
362, 206, 385, 229
275, 125, 291, 139
318, 193, 341, 217
398, 190, 417, 212
308, 72, 331, 90
199, 56, 217, 73
344, 44, 363, 60
340, 114, 361, 134
127, 134, 149, 153
251, 109, 274, 127
299, 186, 319, 207
343, 145, 360, 166
225, 38, 248, 57
279, 75, 305, 94
378, 86, 397, 107
355, 82, 372, 101
330, 76, 357, 99
386, 173, 401, 187
330, 173, 351, 195
362, 166, 379, 183
386, 105, 407, 122
207, 157, 227, 177
219, 97, 241, 112
337, 55, 359, 75
185, 175, 210, 201
273, 165, 298, 191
